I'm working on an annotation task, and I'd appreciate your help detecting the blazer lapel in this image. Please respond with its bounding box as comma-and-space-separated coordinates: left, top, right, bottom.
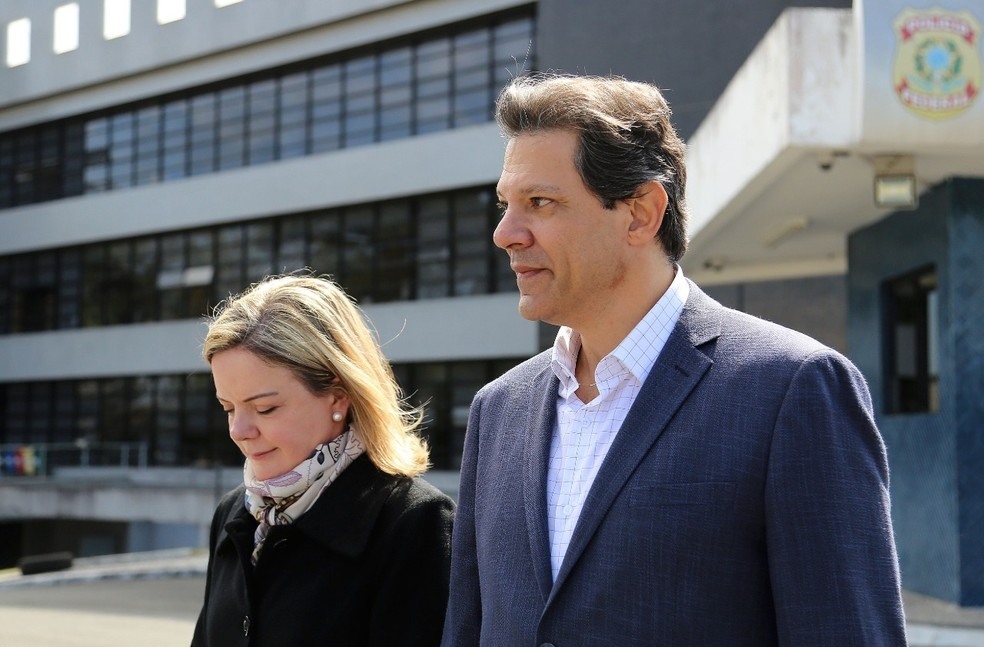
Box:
548, 286, 722, 596
523, 363, 561, 601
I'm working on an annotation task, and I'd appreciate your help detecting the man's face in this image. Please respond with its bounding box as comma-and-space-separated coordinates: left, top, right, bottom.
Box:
494, 129, 632, 329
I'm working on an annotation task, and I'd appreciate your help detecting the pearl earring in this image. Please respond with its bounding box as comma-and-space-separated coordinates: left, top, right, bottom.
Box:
332, 411, 344, 422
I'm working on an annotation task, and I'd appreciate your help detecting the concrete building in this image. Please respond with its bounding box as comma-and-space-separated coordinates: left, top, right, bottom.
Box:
1, 0, 981, 606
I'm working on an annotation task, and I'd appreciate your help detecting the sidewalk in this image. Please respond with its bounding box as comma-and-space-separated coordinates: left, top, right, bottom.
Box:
0, 549, 206, 647
903, 589, 984, 647
1, 549, 983, 646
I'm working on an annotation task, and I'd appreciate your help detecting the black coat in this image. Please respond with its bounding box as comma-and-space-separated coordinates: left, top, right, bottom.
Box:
192, 454, 455, 646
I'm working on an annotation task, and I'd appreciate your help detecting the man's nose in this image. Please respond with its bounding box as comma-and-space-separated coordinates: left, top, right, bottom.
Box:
492, 206, 531, 250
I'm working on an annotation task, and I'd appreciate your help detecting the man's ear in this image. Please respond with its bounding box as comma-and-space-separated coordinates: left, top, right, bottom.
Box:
626, 180, 668, 244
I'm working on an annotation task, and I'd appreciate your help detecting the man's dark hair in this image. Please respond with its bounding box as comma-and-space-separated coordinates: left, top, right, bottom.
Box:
495, 73, 689, 262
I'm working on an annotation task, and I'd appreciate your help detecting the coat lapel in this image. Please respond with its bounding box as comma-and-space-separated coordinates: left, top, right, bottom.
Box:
523, 363, 561, 601
548, 286, 722, 596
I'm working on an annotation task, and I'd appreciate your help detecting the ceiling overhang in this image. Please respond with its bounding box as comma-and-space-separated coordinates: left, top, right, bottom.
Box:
681, 3, 984, 285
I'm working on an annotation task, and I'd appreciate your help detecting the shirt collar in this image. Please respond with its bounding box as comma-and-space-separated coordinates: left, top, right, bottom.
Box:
550, 266, 690, 397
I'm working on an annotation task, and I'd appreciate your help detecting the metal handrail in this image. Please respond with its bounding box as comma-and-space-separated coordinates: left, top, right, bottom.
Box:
0, 441, 149, 476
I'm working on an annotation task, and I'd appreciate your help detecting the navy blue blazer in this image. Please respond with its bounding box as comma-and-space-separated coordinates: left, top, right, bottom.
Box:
442, 282, 907, 646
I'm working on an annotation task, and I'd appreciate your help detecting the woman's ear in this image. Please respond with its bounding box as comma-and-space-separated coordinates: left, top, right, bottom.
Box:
327, 388, 350, 416
627, 181, 668, 244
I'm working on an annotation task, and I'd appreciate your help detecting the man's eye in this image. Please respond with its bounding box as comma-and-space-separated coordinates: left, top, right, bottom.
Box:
496, 201, 508, 214
530, 197, 551, 208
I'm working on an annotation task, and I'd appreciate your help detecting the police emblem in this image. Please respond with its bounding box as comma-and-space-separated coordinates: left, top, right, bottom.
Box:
892, 7, 982, 120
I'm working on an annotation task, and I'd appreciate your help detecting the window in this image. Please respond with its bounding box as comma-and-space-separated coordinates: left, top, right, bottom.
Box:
342, 206, 375, 301
162, 99, 189, 179
103, 240, 134, 324
246, 79, 277, 164
309, 212, 341, 275
379, 47, 412, 141
417, 196, 451, 298
57, 249, 82, 329
189, 94, 217, 175
245, 222, 273, 282
187, 230, 215, 318
53, 4, 80, 54
83, 118, 110, 192
6, 18, 31, 67
135, 106, 162, 185
311, 64, 343, 153
377, 202, 414, 301
215, 225, 244, 299
453, 28, 492, 126
218, 87, 246, 170
453, 190, 495, 295
278, 72, 309, 159
109, 112, 135, 189
0, 360, 523, 469
0, 10, 537, 209
343, 55, 377, 147
0, 186, 514, 332
157, 0, 186, 25
103, 0, 130, 40
415, 37, 452, 134
882, 265, 939, 414
277, 216, 308, 272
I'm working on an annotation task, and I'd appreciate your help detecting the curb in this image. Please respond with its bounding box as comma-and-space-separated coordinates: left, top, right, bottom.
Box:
0, 548, 207, 589
907, 623, 984, 647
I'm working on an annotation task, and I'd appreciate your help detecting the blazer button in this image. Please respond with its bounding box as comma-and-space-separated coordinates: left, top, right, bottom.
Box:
539, 643, 556, 647
243, 615, 250, 636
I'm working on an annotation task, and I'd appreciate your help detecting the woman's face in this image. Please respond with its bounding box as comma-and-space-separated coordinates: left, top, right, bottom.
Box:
211, 347, 348, 481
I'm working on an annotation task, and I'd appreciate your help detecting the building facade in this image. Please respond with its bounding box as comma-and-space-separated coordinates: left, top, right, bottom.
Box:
2, 0, 981, 606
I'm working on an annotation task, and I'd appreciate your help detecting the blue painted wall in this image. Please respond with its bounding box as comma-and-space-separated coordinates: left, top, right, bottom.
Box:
848, 178, 984, 606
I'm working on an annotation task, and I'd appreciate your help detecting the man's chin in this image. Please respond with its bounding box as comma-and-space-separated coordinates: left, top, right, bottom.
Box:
517, 297, 551, 323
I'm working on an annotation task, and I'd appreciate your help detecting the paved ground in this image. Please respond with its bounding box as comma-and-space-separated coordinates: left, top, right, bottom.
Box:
2, 549, 984, 646
0, 577, 202, 647
0, 549, 206, 647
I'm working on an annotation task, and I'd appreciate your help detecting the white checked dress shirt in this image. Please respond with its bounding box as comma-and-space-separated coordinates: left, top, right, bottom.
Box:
546, 268, 689, 580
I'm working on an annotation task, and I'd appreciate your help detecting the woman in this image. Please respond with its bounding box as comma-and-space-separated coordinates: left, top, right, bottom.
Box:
192, 274, 455, 646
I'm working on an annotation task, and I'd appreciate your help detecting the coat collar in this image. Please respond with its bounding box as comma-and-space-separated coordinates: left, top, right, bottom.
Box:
220, 454, 398, 561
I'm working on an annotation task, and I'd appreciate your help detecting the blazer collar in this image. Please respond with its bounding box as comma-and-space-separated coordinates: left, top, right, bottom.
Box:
523, 361, 561, 602
545, 281, 723, 598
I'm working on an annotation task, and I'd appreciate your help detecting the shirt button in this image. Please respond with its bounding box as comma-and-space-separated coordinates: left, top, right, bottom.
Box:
243, 615, 250, 636
563, 505, 573, 516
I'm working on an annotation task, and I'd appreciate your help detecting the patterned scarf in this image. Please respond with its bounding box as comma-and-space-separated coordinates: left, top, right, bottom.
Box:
243, 427, 365, 564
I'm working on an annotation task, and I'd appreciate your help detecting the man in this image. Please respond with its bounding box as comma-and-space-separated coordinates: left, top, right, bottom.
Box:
441, 73, 907, 646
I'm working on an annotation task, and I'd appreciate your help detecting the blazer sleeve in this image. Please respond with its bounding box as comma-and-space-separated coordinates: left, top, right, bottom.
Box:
765, 349, 907, 646
441, 390, 485, 646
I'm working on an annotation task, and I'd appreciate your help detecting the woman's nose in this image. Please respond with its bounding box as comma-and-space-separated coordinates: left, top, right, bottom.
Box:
229, 413, 258, 440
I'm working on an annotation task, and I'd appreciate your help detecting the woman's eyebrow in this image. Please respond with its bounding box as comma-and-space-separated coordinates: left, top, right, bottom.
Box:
244, 391, 279, 403
217, 391, 279, 404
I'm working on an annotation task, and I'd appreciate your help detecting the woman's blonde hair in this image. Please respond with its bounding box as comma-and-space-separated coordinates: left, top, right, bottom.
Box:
202, 274, 429, 477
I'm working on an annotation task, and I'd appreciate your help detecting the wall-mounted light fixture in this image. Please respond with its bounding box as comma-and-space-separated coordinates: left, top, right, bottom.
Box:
761, 216, 810, 249
872, 154, 917, 209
